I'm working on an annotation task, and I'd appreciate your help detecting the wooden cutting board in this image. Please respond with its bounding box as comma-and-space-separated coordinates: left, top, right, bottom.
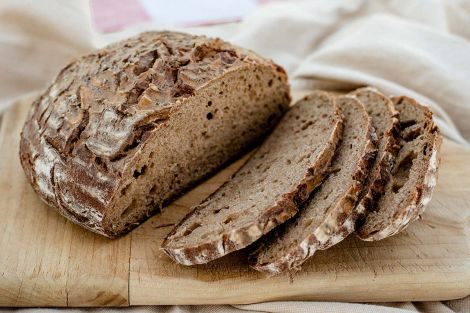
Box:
1, 95, 469, 307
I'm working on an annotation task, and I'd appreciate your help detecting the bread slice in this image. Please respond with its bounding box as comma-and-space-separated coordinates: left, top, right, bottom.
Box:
161, 91, 343, 265
252, 95, 376, 275
356, 96, 442, 241
349, 88, 400, 219
19, 31, 291, 238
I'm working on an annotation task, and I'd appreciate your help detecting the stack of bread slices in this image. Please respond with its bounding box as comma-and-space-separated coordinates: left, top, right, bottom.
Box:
162, 87, 442, 275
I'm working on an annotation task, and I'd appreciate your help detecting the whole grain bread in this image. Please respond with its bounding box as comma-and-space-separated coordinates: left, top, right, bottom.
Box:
350, 87, 400, 220
19, 31, 291, 238
252, 95, 376, 275
356, 96, 442, 241
161, 92, 343, 265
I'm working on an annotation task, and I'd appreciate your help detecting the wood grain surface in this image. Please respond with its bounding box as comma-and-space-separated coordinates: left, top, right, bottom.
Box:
0, 96, 469, 306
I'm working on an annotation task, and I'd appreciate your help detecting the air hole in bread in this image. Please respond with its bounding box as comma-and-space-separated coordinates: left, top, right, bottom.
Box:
213, 206, 229, 214
298, 153, 311, 163
392, 183, 402, 193
400, 119, 417, 129
121, 183, 131, 196
301, 121, 314, 130
223, 214, 239, 224
268, 79, 273, 87
403, 127, 421, 142
124, 137, 140, 153
150, 185, 156, 193
392, 151, 417, 193
182, 223, 202, 236
423, 143, 428, 156
94, 157, 108, 171
207, 100, 212, 106
206, 112, 213, 120
258, 152, 267, 159
133, 165, 147, 178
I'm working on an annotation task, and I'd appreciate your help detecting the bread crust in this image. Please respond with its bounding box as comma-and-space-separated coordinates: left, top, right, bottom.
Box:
161, 92, 344, 265
19, 31, 290, 238
252, 95, 377, 275
357, 96, 442, 241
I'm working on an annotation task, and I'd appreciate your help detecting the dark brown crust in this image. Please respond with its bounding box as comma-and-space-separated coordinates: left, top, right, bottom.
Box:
252, 95, 377, 275
161, 92, 344, 265
19, 31, 290, 238
357, 96, 442, 240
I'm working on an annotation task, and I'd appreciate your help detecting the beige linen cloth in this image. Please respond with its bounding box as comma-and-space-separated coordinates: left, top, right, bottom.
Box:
0, 0, 469, 312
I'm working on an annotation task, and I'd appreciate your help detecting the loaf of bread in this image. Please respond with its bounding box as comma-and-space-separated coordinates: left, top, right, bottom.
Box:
19, 31, 291, 238
162, 92, 343, 265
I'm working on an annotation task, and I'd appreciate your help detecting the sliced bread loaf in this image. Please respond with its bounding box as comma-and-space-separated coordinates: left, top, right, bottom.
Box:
19, 31, 291, 238
350, 87, 400, 218
356, 96, 442, 241
252, 95, 376, 275
161, 91, 343, 265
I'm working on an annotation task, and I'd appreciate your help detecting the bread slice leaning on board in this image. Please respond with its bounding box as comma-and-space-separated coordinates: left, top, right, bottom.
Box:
356, 96, 443, 241
162, 92, 343, 265
349, 88, 401, 220
19, 31, 291, 238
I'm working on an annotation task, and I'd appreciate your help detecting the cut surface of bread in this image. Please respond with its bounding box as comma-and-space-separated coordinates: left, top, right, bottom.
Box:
350, 87, 400, 219
161, 91, 343, 265
356, 96, 442, 241
252, 95, 376, 275
19, 31, 291, 238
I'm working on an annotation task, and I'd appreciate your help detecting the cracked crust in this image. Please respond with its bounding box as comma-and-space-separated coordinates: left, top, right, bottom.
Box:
357, 96, 442, 241
19, 31, 290, 237
252, 95, 377, 275
161, 92, 343, 265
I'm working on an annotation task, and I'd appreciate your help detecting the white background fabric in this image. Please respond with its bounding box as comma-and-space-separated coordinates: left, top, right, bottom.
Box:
0, 0, 469, 312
